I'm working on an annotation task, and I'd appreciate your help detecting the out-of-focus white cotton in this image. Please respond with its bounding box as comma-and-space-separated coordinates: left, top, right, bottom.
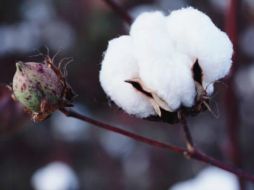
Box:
170, 167, 238, 190
31, 162, 79, 190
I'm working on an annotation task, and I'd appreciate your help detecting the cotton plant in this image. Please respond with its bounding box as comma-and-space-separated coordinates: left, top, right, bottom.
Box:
8, 3, 249, 185
100, 7, 233, 122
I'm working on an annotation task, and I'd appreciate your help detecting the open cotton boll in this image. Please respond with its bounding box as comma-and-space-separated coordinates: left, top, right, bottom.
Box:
166, 7, 233, 94
100, 7, 231, 120
99, 35, 155, 118
130, 11, 196, 110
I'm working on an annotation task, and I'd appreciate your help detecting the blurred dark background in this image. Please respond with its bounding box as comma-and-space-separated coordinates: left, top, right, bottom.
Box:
1, 0, 254, 189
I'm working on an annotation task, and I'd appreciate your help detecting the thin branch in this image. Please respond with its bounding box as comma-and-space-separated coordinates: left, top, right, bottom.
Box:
59, 107, 185, 154
101, 0, 133, 25
225, 0, 244, 189
190, 149, 253, 181
178, 115, 253, 183
179, 112, 194, 152
60, 107, 254, 183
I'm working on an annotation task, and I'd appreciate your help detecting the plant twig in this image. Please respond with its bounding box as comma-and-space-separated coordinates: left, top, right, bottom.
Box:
59, 107, 185, 154
225, 0, 244, 189
101, 0, 133, 25
179, 112, 194, 152
59, 107, 254, 183
178, 115, 252, 185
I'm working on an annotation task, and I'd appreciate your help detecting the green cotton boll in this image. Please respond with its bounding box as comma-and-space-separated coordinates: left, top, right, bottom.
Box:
12, 61, 63, 113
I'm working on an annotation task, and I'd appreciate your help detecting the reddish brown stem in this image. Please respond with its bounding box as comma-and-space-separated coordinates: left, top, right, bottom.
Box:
60, 107, 185, 153
179, 113, 194, 151
101, 0, 133, 25
225, 0, 244, 189
178, 113, 250, 187
60, 107, 254, 183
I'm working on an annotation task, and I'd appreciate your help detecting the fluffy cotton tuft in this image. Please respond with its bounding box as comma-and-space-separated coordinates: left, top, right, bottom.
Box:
130, 11, 196, 110
100, 7, 233, 118
166, 7, 233, 94
100, 36, 155, 117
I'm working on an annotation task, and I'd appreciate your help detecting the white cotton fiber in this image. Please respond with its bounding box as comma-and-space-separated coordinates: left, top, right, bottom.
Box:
166, 7, 233, 94
99, 36, 155, 117
130, 11, 175, 58
130, 11, 196, 110
100, 7, 233, 118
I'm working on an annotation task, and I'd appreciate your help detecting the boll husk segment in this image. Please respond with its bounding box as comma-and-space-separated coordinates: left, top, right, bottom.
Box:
100, 7, 233, 123
12, 58, 75, 122
13, 62, 62, 111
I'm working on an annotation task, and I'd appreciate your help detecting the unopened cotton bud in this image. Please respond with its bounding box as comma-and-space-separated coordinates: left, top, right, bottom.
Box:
13, 62, 63, 111
12, 58, 75, 122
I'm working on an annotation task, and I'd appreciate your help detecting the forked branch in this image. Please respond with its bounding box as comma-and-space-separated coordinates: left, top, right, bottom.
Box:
60, 107, 254, 183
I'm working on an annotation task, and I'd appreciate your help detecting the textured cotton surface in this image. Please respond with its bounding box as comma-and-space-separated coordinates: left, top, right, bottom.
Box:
130, 11, 196, 110
166, 7, 233, 94
100, 36, 155, 117
31, 162, 79, 190
100, 7, 233, 118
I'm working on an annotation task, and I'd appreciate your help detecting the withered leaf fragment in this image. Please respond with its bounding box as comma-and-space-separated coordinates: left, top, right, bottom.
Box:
125, 77, 172, 117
